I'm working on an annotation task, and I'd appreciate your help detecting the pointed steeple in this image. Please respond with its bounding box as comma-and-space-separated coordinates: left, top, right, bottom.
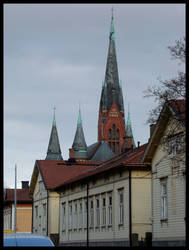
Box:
100, 8, 124, 114
125, 104, 136, 147
72, 107, 88, 159
46, 107, 63, 160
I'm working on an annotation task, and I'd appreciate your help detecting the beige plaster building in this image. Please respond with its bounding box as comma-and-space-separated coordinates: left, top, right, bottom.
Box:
55, 143, 152, 246
143, 99, 186, 246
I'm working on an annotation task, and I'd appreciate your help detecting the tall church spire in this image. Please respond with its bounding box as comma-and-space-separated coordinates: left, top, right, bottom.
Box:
98, 9, 126, 155
46, 107, 63, 160
71, 107, 88, 159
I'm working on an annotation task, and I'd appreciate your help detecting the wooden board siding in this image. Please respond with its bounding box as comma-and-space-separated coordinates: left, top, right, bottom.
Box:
152, 134, 185, 243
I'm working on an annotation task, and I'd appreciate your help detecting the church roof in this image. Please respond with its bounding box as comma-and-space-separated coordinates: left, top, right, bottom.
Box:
46, 109, 63, 160
100, 10, 124, 113
72, 109, 88, 159
89, 141, 115, 161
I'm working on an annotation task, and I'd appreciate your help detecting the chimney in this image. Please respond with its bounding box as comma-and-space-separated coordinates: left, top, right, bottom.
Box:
69, 148, 75, 159
150, 124, 156, 137
22, 181, 29, 189
137, 141, 140, 148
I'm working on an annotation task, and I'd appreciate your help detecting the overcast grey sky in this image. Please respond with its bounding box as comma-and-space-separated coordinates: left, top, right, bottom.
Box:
4, 4, 185, 188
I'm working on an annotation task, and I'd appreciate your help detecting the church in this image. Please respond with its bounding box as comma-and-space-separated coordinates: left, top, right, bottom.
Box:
29, 11, 152, 246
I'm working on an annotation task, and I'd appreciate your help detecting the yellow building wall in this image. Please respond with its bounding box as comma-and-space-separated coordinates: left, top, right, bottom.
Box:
131, 170, 152, 240
16, 204, 32, 232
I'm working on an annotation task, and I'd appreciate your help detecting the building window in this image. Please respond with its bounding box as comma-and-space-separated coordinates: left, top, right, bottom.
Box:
117, 142, 119, 155
74, 203, 78, 229
62, 203, 66, 231
168, 134, 182, 157
79, 202, 83, 229
113, 142, 115, 153
161, 180, 167, 220
69, 204, 72, 230
96, 198, 100, 228
102, 197, 106, 226
90, 200, 94, 228
109, 129, 112, 140
108, 194, 112, 226
43, 204, 46, 229
84, 200, 87, 228
118, 190, 124, 225
109, 141, 111, 148
117, 129, 119, 139
113, 124, 116, 139
104, 174, 109, 183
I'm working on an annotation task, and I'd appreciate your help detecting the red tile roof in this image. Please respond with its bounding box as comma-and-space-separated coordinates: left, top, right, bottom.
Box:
36, 160, 99, 189
4, 189, 32, 204
54, 143, 149, 189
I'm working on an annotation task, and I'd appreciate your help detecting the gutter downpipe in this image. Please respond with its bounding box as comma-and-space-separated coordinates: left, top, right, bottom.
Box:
129, 168, 132, 247
47, 189, 49, 236
87, 181, 89, 247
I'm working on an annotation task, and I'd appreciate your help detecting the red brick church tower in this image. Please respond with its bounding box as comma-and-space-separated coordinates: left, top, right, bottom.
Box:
98, 10, 126, 156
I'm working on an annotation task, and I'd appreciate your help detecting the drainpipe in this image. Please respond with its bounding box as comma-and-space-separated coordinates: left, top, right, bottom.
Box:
129, 168, 132, 247
47, 189, 49, 236
86, 181, 89, 247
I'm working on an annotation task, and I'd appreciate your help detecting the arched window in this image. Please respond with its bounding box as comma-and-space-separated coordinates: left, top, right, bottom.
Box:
117, 142, 119, 155
109, 129, 112, 140
117, 129, 119, 139
113, 124, 116, 139
112, 142, 115, 153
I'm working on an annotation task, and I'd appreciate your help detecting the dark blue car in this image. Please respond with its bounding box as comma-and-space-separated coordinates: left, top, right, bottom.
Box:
4, 233, 54, 247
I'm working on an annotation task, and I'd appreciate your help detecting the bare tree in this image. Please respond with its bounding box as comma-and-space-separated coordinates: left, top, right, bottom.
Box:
143, 37, 185, 124
144, 38, 186, 164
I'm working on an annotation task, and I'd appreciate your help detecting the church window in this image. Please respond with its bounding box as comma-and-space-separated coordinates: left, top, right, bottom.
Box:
113, 142, 115, 153
109, 129, 112, 140
117, 129, 119, 139
117, 142, 119, 155
113, 124, 116, 139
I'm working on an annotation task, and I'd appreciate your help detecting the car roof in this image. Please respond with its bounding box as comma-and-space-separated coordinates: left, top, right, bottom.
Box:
4, 233, 54, 246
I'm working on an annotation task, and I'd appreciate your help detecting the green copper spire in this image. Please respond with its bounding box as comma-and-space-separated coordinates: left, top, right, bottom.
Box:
46, 108, 63, 160
77, 105, 82, 126
110, 7, 115, 41
99, 8, 124, 115
72, 107, 88, 159
125, 103, 136, 147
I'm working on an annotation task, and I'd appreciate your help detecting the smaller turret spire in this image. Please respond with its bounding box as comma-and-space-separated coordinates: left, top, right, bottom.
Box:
72, 107, 88, 159
46, 108, 63, 160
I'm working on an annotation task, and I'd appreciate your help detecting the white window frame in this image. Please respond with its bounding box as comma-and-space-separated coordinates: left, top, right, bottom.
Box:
96, 198, 100, 228
79, 201, 83, 229
102, 196, 106, 227
69, 203, 72, 230
84, 200, 87, 229
89, 199, 94, 228
62, 203, 66, 231
118, 189, 124, 225
74, 202, 78, 229
161, 180, 168, 220
108, 194, 112, 226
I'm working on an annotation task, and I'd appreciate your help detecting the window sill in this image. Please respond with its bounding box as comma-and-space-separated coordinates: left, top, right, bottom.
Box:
101, 225, 106, 228
160, 219, 168, 222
